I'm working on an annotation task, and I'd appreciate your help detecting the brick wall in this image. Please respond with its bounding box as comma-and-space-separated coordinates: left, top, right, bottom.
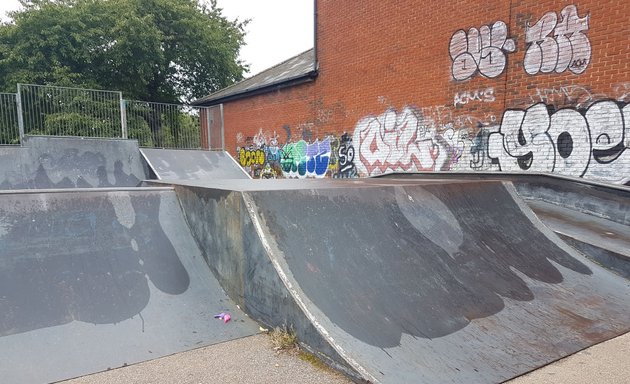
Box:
223, 0, 629, 184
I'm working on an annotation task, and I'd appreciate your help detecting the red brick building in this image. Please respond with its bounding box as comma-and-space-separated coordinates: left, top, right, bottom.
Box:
193, 0, 629, 184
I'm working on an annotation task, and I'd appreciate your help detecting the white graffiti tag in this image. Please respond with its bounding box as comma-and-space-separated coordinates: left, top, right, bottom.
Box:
524, 5, 591, 75
352, 107, 464, 176
454, 88, 496, 107
488, 101, 629, 184
449, 21, 516, 81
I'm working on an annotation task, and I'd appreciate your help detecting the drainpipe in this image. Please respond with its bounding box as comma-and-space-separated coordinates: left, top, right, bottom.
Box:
313, 0, 319, 72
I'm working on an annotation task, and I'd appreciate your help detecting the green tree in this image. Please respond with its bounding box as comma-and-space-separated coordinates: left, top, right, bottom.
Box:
0, 0, 248, 103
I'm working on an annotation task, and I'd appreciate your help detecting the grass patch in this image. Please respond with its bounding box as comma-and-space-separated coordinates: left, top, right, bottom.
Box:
298, 350, 330, 370
268, 326, 298, 351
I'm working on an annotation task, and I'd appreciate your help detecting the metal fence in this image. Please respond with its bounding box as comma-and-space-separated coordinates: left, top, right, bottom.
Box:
17, 83, 125, 140
0, 93, 19, 145
126, 100, 208, 149
0, 84, 223, 150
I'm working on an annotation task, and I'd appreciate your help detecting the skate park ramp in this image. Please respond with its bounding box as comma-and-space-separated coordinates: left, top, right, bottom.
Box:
0, 136, 148, 190
177, 178, 630, 383
140, 148, 250, 181
0, 187, 259, 384
375, 172, 630, 279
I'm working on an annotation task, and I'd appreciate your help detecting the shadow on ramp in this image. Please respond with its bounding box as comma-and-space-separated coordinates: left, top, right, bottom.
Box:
0, 188, 258, 384
186, 179, 630, 383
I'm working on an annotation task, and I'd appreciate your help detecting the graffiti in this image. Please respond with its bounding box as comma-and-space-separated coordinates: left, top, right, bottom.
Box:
528, 85, 603, 109
488, 101, 629, 184
333, 133, 357, 178
351, 101, 628, 184
454, 88, 495, 107
417, 105, 496, 131
463, 128, 499, 171
613, 83, 630, 103
524, 5, 591, 75
260, 163, 277, 179
238, 148, 265, 167
352, 107, 465, 176
449, 21, 516, 81
281, 138, 331, 179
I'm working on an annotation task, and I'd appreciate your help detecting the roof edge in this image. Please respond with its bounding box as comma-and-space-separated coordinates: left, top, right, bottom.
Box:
192, 69, 318, 106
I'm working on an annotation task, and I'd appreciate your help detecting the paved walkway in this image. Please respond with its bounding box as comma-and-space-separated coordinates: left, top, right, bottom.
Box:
61, 332, 629, 384
61, 333, 351, 384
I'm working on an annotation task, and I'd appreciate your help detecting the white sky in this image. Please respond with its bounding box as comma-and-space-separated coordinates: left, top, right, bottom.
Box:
0, 0, 314, 77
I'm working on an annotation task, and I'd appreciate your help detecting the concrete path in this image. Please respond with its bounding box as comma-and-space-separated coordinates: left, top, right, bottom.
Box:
61, 332, 629, 384
508, 331, 630, 384
61, 333, 351, 384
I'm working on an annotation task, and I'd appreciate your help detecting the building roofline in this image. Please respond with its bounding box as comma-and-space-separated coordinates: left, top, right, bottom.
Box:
192, 48, 317, 106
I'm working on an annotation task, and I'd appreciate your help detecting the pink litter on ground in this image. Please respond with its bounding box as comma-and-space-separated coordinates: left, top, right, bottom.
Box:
223, 314, 231, 323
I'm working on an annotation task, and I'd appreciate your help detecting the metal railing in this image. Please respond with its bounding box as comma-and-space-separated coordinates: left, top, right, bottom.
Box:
17, 84, 125, 140
125, 100, 208, 149
0, 93, 19, 145
0, 84, 223, 149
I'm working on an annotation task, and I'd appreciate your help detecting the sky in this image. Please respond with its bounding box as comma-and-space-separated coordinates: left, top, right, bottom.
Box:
0, 0, 314, 77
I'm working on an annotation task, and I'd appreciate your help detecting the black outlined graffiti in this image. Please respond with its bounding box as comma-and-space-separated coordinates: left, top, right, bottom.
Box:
449, 21, 516, 81
488, 101, 629, 184
333, 133, 357, 178
524, 5, 591, 75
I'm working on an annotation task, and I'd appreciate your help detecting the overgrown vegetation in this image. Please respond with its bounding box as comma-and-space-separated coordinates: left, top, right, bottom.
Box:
269, 326, 298, 351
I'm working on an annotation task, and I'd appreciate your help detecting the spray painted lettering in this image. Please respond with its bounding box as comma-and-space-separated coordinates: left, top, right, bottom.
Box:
353, 107, 464, 176
454, 88, 496, 107
524, 5, 591, 75
449, 21, 516, 81
281, 138, 332, 179
238, 148, 265, 167
333, 133, 357, 178
352, 101, 629, 184
488, 101, 629, 183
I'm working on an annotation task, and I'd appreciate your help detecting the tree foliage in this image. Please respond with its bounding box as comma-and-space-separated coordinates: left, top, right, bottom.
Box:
0, 0, 248, 102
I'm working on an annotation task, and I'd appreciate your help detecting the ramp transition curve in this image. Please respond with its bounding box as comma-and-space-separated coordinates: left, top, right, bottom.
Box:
173, 178, 630, 384
0, 187, 258, 384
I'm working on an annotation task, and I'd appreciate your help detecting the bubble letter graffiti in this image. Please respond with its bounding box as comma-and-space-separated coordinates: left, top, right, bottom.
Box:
524, 5, 591, 75
449, 21, 516, 81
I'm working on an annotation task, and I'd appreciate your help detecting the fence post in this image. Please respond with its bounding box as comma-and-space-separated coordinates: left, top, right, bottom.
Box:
205, 107, 212, 150
16, 84, 25, 145
120, 94, 128, 139
219, 103, 225, 151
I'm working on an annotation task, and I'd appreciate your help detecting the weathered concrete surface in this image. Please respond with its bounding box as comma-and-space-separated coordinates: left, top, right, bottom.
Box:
58, 331, 630, 384
61, 334, 352, 384
508, 331, 630, 384
166, 177, 630, 383
242, 180, 630, 383
0, 136, 148, 189
140, 148, 250, 181
172, 183, 359, 379
0, 188, 259, 384
375, 172, 630, 278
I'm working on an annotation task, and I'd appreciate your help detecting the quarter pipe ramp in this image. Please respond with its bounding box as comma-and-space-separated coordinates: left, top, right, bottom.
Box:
0, 187, 258, 383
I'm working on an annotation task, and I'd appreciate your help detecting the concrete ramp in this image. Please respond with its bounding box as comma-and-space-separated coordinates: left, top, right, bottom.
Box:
141, 148, 249, 181
0, 188, 258, 384
237, 180, 630, 383
0, 136, 147, 189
